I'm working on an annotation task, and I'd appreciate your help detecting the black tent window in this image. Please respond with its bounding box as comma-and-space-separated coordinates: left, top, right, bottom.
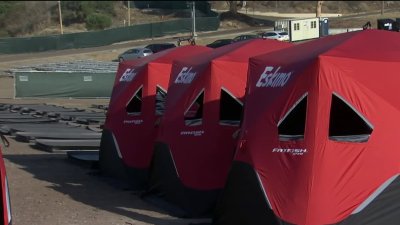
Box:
219, 88, 243, 126
184, 90, 204, 126
155, 86, 167, 116
126, 86, 143, 115
329, 93, 373, 143
278, 93, 308, 141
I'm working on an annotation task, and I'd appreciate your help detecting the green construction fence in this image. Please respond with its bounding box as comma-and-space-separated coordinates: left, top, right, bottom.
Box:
0, 17, 219, 54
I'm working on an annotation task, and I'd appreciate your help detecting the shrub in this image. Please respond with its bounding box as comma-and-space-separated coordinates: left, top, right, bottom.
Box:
62, 1, 115, 26
85, 13, 112, 30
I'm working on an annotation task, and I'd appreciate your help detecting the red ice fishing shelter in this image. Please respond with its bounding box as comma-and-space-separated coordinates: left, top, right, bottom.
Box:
99, 45, 212, 190
213, 29, 400, 225
0, 136, 11, 225
144, 39, 293, 217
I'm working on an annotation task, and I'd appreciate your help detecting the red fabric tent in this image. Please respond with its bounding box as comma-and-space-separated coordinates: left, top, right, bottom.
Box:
214, 29, 400, 225
99, 46, 212, 189
0, 139, 11, 225
145, 39, 293, 217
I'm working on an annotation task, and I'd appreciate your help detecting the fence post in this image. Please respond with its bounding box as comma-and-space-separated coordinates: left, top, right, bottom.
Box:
151, 23, 153, 39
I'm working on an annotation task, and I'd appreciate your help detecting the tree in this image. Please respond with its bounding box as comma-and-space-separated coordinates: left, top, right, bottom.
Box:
316, 1, 324, 17
227, 1, 238, 14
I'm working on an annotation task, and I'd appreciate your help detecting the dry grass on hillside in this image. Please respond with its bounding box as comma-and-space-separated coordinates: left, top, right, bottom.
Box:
20, 1, 400, 36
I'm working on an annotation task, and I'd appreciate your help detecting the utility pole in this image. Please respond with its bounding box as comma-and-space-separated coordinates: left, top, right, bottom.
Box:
58, 1, 63, 35
381, 1, 385, 15
192, 1, 197, 39
128, 1, 131, 26
316, 1, 324, 18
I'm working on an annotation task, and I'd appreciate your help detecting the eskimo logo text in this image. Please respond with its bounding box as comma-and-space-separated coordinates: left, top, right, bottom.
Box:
119, 69, 137, 82
175, 67, 197, 84
256, 66, 292, 87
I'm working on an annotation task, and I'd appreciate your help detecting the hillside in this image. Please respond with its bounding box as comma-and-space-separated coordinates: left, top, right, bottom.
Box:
1, 1, 400, 38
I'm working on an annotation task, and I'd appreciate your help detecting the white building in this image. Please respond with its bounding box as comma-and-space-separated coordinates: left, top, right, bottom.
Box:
275, 18, 321, 42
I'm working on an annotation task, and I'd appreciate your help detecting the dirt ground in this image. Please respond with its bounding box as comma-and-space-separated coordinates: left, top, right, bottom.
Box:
3, 137, 213, 225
